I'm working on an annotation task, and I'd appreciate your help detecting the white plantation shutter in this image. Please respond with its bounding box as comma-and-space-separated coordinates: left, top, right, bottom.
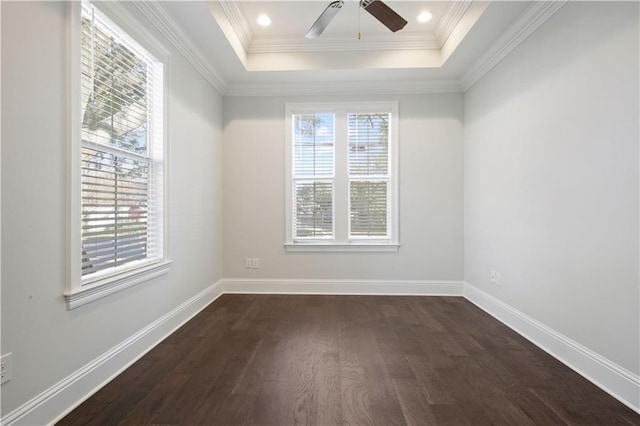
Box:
80, 2, 164, 279
350, 181, 388, 236
292, 113, 335, 238
348, 113, 391, 238
294, 181, 334, 238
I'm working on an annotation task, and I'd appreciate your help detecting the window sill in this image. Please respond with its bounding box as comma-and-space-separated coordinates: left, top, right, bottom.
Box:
65, 260, 173, 310
285, 243, 400, 253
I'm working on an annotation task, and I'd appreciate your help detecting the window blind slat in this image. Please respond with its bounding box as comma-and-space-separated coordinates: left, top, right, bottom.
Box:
82, 223, 147, 231
81, 211, 147, 219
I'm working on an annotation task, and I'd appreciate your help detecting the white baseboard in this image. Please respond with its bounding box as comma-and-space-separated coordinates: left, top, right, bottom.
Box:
463, 282, 640, 414
2, 280, 224, 426
223, 278, 464, 296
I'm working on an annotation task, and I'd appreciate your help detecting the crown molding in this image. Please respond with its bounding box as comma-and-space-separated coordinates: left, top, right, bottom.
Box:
219, 0, 253, 53
459, 0, 567, 92
131, 1, 227, 94
249, 33, 440, 53
224, 79, 462, 97
434, 0, 472, 47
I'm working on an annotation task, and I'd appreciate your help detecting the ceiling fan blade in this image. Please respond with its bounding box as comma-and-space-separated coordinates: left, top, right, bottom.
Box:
305, 0, 344, 39
360, 0, 407, 32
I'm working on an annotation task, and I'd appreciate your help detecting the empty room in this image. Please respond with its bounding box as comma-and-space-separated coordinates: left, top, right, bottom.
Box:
1, 0, 639, 424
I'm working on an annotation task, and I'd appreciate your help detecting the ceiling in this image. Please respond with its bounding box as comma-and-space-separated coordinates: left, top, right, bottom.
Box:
141, 1, 563, 95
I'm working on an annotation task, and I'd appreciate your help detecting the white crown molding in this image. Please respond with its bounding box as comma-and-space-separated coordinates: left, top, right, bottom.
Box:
219, 0, 253, 53
1, 281, 225, 426
464, 282, 640, 414
459, 0, 567, 92
225, 79, 462, 97
249, 33, 440, 54
131, 1, 227, 94
223, 278, 464, 296
434, 0, 472, 47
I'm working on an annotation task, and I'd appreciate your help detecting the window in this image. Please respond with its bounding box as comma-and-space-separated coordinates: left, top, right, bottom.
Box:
66, 1, 170, 309
285, 102, 399, 252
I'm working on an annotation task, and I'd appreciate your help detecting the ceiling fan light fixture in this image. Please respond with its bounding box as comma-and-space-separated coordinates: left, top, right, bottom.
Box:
417, 11, 432, 23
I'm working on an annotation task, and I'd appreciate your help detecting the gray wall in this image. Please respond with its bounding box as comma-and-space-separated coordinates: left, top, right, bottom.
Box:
464, 2, 639, 374
223, 94, 464, 281
1, 1, 224, 416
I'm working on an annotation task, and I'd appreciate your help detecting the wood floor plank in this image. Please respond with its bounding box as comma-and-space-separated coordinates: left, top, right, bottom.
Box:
338, 320, 374, 426
407, 300, 447, 332
405, 354, 455, 405
231, 335, 279, 395
249, 379, 289, 425
430, 403, 473, 426
117, 373, 191, 426
359, 335, 406, 426
281, 322, 320, 426
480, 393, 536, 425
392, 378, 438, 425
373, 325, 416, 379
207, 392, 259, 426
509, 387, 568, 425
315, 351, 343, 426
58, 295, 640, 426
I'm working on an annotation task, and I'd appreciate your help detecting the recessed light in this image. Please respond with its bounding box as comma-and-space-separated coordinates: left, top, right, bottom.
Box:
417, 11, 432, 23
257, 14, 271, 26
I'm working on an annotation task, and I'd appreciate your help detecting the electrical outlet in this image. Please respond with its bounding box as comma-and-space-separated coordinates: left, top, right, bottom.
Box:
490, 270, 497, 284
251, 258, 260, 269
1, 353, 13, 385
245, 258, 252, 269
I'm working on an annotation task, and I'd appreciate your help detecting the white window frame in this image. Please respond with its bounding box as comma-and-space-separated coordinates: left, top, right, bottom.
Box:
285, 101, 400, 252
66, 1, 172, 309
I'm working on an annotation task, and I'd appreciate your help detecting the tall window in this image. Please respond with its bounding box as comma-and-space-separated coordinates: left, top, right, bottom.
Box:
285, 102, 399, 252
67, 1, 169, 308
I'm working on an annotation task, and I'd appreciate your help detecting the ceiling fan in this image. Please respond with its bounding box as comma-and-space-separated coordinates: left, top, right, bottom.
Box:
306, 0, 408, 39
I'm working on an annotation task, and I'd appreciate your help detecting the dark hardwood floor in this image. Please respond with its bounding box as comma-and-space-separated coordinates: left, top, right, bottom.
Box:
58, 295, 640, 425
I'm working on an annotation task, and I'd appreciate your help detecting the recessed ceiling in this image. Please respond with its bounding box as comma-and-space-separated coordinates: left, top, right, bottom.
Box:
154, 1, 550, 94
241, 1, 449, 38
210, 0, 488, 70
